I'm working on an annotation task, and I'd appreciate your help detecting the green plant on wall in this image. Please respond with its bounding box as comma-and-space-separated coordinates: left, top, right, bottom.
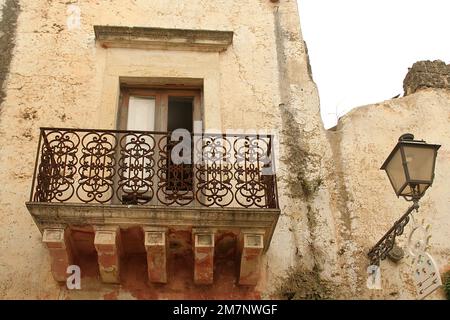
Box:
275, 265, 341, 300
444, 271, 450, 300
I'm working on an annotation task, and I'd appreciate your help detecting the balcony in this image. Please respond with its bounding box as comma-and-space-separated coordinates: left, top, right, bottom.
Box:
26, 128, 280, 286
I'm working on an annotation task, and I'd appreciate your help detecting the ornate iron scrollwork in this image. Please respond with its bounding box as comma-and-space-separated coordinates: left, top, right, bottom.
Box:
76, 132, 117, 203
32, 128, 279, 209
368, 200, 419, 265
117, 132, 155, 204
34, 130, 79, 202
156, 134, 194, 206
195, 134, 234, 207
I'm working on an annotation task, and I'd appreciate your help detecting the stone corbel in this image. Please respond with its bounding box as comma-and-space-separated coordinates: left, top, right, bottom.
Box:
42, 227, 73, 283
94, 225, 121, 284
238, 229, 265, 286
143, 226, 168, 284
192, 228, 216, 285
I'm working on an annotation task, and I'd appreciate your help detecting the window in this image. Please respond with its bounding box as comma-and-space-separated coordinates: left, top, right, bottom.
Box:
117, 87, 201, 205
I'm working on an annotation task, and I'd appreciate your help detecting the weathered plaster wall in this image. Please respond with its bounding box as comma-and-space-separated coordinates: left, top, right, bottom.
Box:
2, 0, 446, 301
97, 49, 222, 130
0, 0, 343, 299
265, 1, 344, 299
328, 83, 450, 299
0, 0, 5, 20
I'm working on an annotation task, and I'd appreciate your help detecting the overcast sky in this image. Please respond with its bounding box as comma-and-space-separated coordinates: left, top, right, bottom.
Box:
297, 0, 450, 128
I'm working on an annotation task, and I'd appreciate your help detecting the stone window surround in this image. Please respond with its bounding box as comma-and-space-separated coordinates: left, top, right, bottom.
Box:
94, 25, 234, 52
94, 25, 234, 130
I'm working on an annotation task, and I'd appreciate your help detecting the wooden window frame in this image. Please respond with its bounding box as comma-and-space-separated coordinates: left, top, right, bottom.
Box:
114, 86, 202, 206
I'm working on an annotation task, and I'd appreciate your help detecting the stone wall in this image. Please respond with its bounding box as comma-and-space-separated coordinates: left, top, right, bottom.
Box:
0, 0, 343, 299
328, 69, 450, 299
0, 0, 448, 300
0, 0, 4, 19
404, 60, 450, 96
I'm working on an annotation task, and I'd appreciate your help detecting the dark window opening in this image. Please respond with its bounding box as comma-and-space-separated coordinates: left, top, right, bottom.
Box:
167, 96, 194, 192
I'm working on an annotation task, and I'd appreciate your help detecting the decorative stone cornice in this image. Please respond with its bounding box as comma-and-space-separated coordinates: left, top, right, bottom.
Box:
94, 25, 233, 52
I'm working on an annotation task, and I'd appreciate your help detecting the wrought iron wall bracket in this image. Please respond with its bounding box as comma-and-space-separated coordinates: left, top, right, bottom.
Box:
368, 199, 419, 266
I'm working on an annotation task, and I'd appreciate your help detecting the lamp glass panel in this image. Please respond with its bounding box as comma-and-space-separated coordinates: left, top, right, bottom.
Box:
385, 148, 406, 194
400, 183, 430, 197
401, 184, 413, 197
418, 183, 430, 196
403, 146, 435, 182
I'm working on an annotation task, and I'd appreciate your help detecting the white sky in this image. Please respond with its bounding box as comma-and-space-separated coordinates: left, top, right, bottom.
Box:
297, 0, 450, 128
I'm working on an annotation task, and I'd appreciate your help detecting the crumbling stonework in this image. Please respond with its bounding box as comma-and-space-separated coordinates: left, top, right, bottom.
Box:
403, 60, 450, 95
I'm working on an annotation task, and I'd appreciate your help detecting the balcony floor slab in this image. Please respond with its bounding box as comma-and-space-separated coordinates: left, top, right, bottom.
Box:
26, 202, 280, 252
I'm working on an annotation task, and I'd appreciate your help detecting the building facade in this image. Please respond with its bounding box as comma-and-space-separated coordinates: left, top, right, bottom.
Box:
0, 0, 448, 299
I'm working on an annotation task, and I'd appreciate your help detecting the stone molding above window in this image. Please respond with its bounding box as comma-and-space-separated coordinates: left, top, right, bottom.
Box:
94, 25, 233, 52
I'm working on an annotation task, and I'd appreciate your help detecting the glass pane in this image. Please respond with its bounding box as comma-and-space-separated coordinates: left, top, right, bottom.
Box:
403, 146, 435, 182
402, 184, 413, 197
418, 183, 430, 196
127, 96, 155, 131
124, 96, 156, 194
401, 183, 430, 197
385, 148, 406, 194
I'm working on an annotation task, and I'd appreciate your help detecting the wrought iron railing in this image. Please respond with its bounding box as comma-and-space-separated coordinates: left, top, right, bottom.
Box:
30, 128, 278, 209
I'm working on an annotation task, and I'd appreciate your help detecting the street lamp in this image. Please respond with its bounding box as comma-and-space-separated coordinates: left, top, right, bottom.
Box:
368, 134, 440, 265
